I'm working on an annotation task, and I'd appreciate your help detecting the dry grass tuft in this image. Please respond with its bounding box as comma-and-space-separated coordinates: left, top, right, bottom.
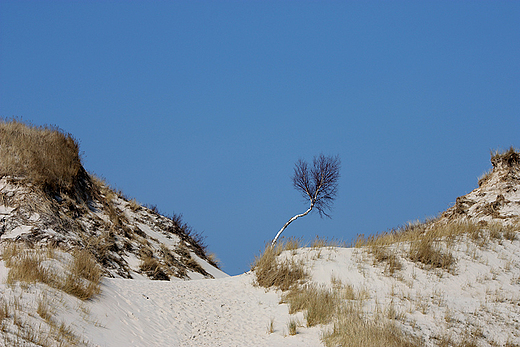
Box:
128, 198, 141, 212
267, 317, 275, 334
310, 236, 344, 249
504, 227, 517, 242
85, 230, 119, 267
490, 146, 520, 168
36, 294, 53, 322
140, 253, 170, 281
62, 248, 102, 300
323, 306, 420, 347
5, 249, 52, 286
287, 318, 298, 336
0, 119, 90, 200
205, 252, 221, 269
3, 243, 102, 300
284, 237, 303, 251
252, 242, 308, 291
369, 245, 403, 275
69, 249, 103, 284
0, 298, 9, 322
282, 283, 340, 327
409, 237, 456, 271
1, 242, 22, 266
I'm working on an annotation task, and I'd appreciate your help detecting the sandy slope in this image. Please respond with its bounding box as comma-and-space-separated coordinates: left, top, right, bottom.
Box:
1, 238, 520, 347
72, 273, 323, 347
50, 241, 520, 346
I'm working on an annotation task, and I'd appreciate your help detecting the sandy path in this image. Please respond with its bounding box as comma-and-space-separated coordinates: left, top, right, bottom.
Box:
80, 273, 324, 347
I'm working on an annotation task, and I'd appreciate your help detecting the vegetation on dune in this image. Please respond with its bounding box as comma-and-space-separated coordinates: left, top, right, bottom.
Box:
2, 119, 518, 345
0, 118, 91, 201
252, 239, 308, 291
2, 242, 102, 300
252, 238, 420, 346
0, 119, 217, 277
490, 146, 519, 168
0, 119, 222, 345
253, 209, 519, 346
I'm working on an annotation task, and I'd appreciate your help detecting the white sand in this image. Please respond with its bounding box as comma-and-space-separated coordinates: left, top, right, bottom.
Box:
2, 237, 519, 346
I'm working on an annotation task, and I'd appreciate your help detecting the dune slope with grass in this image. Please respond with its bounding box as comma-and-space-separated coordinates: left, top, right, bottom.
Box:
0, 120, 224, 346
1, 121, 519, 347
0, 120, 223, 281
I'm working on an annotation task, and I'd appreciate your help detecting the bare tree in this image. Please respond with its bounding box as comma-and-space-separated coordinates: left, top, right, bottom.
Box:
271, 154, 341, 245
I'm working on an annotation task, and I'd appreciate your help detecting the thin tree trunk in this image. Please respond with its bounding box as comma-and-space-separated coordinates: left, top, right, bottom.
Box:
271, 205, 313, 245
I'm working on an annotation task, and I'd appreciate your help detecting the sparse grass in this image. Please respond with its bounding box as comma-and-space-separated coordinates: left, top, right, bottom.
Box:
36, 294, 53, 322
140, 253, 170, 280
252, 242, 308, 291
311, 236, 343, 249
369, 245, 402, 275
490, 146, 519, 168
128, 198, 141, 212
282, 283, 340, 327
284, 237, 303, 251
0, 118, 90, 200
354, 221, 507, 272
6, 248, 53, 286
436, 324, 488, 347
252, 236, 421, 344
267, 317, 275, 334
169, 212, 209, 261
3, 243, 102, 300
159, 244, 186, 278
287, 317, 298, 335
478, 168, 493, 187
322, 302, 421, 347
385, 301, 405, 321
0, 287, 90, 347
504, 227, 517, 241
409, 237, 456, 271
355, 220, 482, 249
175, 243, 210, 277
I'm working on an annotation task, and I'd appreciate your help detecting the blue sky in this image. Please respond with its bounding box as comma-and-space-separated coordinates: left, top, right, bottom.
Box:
1, 1, 518, 275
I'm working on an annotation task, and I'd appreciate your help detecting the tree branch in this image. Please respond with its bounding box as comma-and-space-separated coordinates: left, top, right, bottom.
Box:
271, 154, 340, 244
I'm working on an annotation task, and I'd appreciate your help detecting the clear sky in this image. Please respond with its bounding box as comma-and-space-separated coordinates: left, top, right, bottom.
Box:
1, 1, 518, 275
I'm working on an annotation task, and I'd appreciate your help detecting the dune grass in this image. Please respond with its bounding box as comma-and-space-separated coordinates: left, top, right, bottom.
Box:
252, 239, 308, 291
252, 237, 420, 346
139, 253, 170, 281
2, 242, 102, 300
322, 303, 420, 347
282, 283, 340, 327
252, 223, 520, 346
287, 318, 298, 336
356, 220, 518, 273
0, 118, 90, 200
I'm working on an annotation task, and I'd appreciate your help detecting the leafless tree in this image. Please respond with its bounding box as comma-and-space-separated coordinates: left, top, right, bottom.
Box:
272, 154, 341, 245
